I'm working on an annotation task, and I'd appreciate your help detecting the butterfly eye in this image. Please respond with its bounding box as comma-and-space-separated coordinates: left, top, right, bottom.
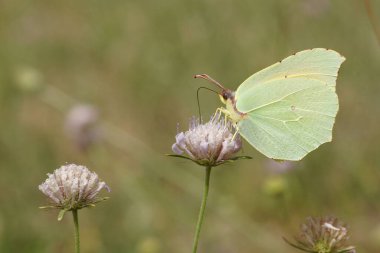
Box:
222, 92, 228, 100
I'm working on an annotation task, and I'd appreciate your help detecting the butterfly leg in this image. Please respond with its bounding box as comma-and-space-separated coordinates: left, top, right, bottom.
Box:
231, 124, 240, 141
213, 107, 236, 133
224, 113, 229, 126
212, 108, 226, 121
221, 108, 232, 126
213, 107, 240, 139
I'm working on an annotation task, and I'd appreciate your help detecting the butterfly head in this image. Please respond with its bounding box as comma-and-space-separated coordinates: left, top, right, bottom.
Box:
194, 74, 235, 104
219, 89, 235, 105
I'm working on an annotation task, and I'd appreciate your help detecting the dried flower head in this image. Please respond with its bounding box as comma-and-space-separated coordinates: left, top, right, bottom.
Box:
39, 164, 110, 220
284, 216, 355, 253
171, 115, 247, 167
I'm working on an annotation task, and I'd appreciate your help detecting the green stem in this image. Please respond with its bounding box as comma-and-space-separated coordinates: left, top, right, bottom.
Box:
192, 166, 212, 253
363, 0, 380, 45
72, 210, 80, 253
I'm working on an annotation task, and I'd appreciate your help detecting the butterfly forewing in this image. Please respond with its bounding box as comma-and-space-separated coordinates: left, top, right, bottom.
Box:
236, 48, 345, 107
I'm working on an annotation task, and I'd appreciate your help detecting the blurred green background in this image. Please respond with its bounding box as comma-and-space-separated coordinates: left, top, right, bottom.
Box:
1, 0, 380, 252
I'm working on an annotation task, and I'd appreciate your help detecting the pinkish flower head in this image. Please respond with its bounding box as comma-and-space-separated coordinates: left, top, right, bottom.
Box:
39, 164, 110, 214
172, 116, 243, 167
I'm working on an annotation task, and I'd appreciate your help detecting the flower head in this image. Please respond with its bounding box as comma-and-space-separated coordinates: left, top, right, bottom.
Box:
171, 115, 245, 167
39, 164, 110, 219
285, 216, 355, 253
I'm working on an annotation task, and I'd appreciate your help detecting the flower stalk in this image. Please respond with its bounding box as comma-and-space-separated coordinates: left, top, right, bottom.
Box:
192, 166, 212, 253
72, 209, 80, 253
170, 115, 251, 253
39, 164, 110, 253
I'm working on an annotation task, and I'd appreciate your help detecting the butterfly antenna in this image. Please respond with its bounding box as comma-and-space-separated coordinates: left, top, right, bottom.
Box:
196, 86, 219, 119
194, 74, 226, 90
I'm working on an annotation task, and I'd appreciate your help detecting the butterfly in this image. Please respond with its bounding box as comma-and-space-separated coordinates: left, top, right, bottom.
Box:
195, 48, 345, 161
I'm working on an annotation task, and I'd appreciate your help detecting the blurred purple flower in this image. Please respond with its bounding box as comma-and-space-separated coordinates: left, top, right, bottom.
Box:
301, 0, 330, 17
64, 104, 102, 151
265, 160, 296, 174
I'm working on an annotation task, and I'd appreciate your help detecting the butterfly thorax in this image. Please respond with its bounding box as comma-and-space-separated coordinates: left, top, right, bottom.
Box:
219, 89, 247, 123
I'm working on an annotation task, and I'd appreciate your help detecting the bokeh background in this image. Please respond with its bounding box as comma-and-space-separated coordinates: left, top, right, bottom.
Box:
1, 0, 380, 252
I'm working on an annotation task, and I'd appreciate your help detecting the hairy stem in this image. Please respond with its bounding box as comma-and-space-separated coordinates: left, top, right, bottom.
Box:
192, 166, 212, 253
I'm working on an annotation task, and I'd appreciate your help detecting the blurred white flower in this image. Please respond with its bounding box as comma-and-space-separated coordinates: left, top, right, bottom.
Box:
64, 104, 102, 151
172, 115, 242, 166
263, 176, 287, 197
14, 66, 44, 93
136, 237, 161, 253
39, 164, 110, 213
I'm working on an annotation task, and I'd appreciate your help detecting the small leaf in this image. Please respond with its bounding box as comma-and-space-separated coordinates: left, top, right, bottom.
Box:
337, 247, 356, 253
228, 156, 253, 161
39, 205, 57, 209
57, 209, 67, 221
282, 237, 315, 253
93, 197, 110, 204
166, 154, 208, 166
167, 154, 252, 167
166, 154, 194, 162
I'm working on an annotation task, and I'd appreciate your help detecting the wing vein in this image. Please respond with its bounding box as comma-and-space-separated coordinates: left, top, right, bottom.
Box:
247, 86, 320, 112
294, 108, 335, 117
244, 117, 281, 154
284, 121, 323, 146
282, 123, 311, 152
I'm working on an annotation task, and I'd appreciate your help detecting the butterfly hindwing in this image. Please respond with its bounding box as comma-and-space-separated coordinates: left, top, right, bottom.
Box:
237, 79, 338, 160
234, 48, 344, 160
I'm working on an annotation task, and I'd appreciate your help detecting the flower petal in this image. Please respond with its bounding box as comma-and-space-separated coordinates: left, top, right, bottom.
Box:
172, 143, 184, 155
